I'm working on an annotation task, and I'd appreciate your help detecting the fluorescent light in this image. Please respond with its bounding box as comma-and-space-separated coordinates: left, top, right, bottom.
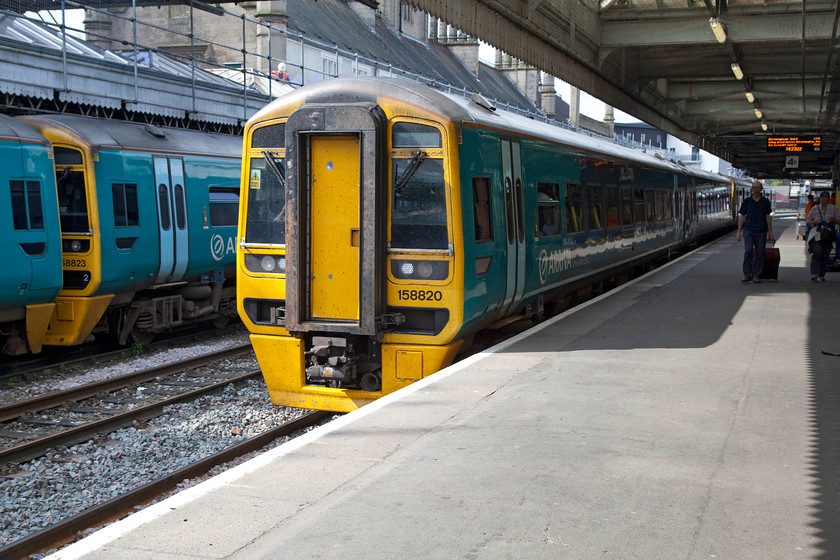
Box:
709, 18, 727, 43
754, 108, 763, 119
745, 91, 755, 103
731, 63, 744, 80
761, 123, 768, 131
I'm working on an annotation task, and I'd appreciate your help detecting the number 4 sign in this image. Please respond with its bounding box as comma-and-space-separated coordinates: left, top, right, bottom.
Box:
785, 155, 799, 169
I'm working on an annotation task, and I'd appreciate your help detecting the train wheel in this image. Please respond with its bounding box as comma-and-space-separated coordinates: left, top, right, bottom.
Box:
211, 316, 229, 329
128, 326, 155, 346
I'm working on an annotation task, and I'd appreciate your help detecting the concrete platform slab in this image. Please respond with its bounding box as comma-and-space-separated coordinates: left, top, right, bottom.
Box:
48, 218, 840, 560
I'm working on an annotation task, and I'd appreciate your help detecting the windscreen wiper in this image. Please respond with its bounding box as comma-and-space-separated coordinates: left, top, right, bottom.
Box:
262, 151, 286, 188
395, 150, 427, 192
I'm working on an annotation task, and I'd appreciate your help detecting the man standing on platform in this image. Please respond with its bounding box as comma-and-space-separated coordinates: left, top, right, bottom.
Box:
736, 181, 774, 283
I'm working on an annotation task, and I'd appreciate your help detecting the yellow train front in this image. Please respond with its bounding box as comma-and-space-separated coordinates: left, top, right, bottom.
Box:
238, 79, 466, 412
238, 77, 737, 412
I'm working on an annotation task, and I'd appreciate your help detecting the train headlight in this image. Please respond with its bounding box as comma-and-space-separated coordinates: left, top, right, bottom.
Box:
70, 240, 82, 252
244, 254, 287, 275
260, 255, 276, 272
417, 261, 433, 278
391, 260, 448, 280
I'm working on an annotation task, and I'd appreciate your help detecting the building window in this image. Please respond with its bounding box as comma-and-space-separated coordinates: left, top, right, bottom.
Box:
322, 55, 337, 78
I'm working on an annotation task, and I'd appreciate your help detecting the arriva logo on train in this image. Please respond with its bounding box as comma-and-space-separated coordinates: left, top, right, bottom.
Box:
539, 248, 572, 285
538, 248, 589, 285
211, 234, 236, 261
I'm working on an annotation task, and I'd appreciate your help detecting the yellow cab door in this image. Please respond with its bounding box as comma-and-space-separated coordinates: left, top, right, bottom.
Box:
284, 103, 383, 336
309, 135, 360, 321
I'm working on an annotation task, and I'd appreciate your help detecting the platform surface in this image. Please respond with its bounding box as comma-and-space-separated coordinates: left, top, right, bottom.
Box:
50, 217, 840, 560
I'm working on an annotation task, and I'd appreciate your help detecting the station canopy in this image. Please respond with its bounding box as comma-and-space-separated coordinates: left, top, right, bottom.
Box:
407, 0, 839, 180
2, 0, 838, 179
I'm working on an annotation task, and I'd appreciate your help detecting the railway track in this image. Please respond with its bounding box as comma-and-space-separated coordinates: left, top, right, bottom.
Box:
0, 324, 247, 383
0, 410, 331, 560
0, 343, 255, 466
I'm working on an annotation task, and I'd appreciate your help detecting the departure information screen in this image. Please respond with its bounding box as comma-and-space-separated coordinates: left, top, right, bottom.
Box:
766, 136, 821, 152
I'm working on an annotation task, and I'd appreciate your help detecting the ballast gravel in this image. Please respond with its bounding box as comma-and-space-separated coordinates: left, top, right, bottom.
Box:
0, 333, 333, 554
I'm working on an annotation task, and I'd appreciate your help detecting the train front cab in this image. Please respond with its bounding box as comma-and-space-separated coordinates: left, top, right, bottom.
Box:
238, 97, 464, 412
19, 117, 114, 346
0, 116, 62, 354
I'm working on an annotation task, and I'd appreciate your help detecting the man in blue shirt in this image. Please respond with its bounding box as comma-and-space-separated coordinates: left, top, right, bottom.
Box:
736, 181, 774, 283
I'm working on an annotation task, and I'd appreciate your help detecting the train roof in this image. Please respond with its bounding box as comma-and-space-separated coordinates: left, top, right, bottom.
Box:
0, 113, 50, 145
253, 77, 732, 184
17, 114, 241, 158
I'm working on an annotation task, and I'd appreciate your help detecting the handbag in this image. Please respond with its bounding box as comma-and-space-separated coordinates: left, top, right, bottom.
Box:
817, 207, 836, 242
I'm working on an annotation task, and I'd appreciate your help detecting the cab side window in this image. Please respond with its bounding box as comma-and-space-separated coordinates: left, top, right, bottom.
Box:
11, 180, 44, 230
473, 177, 493, 243
112, 183, 139, 227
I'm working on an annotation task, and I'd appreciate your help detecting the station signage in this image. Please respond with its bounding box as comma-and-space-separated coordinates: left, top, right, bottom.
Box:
766, 136, 821, 152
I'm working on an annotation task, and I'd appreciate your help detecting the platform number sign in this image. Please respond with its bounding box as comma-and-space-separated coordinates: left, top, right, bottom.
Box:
785, 155, 799, 169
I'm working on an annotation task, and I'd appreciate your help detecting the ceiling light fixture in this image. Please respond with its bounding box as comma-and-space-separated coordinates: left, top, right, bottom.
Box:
731, 63, 744, 80
709, 18, 727, 43
754, 108, 763, 119
761, 123, 768, 131
745, 91, 755, 103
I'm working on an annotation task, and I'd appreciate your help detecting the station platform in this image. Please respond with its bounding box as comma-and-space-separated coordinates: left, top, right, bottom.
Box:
50, 216, 840, 560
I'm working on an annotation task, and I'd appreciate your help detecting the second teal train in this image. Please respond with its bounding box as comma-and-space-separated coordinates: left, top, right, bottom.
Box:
0, 113, 241, 356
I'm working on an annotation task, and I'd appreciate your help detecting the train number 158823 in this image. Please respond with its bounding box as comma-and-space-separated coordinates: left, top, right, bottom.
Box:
396, 289, 443, 302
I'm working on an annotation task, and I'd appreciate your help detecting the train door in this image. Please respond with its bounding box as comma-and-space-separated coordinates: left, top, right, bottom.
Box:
283, 103, 384, 336
153, 156, 189, 283
498, 139, 526, 318
309, 135, 361, 321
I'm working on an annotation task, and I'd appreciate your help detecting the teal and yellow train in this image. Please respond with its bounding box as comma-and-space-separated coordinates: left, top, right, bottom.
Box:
1, 114, 242, 355
236, 77, 743, 412
0, 115, 63, 355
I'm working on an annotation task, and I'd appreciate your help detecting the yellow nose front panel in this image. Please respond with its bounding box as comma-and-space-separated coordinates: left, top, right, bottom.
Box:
309, 135, 360, 321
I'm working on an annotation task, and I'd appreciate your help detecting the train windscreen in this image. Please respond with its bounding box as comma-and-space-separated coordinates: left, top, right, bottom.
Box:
245, 157, 286, 245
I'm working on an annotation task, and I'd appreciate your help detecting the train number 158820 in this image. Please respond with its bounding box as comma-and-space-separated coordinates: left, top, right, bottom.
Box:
396, 289, 443, 302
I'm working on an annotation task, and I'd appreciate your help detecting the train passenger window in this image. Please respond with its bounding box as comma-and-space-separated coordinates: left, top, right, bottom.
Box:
633, 188, 645, 224
472, 177, 493, 243
252, 123, 285, 149
112, 183, 139, 227
565, 182, 583, 234
392, 122, 442, 148
605, 185, 620, 229
391, 157, 448, 250
621, 187, 633, 226
10, 180, 44, 230
537, 182, 561, 237
174, 184, 186, 230
645, 189, 655, 222
655, 190, 664, 221
245, 157, 286, 245
664, 191, 673, 219
56, 170, 89, 233
158, 185, 171, 231
587, 183, 603, 231
209, 188, 239, 227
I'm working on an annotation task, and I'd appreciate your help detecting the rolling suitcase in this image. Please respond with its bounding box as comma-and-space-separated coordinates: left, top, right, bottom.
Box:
760, 240, 780, 280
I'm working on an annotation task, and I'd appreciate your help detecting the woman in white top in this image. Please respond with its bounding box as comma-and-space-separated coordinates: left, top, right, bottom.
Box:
806, 190, 840, 281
